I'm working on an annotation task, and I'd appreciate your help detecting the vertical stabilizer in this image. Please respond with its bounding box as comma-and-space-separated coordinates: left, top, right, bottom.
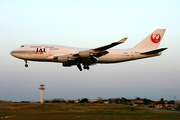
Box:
133, 29, 166, 50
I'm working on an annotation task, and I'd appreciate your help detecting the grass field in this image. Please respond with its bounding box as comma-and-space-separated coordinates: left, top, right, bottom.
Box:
0, 102, 180, 120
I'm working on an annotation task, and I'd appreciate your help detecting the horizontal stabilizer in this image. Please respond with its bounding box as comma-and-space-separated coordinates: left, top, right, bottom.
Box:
140, 48, 168, 55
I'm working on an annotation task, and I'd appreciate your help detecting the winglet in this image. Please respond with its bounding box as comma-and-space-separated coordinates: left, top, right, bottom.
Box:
118, 37, 128, 43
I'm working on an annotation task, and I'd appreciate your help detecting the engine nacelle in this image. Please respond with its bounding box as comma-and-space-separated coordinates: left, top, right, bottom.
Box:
57, 55, 68, 62
79, 50, 92, 58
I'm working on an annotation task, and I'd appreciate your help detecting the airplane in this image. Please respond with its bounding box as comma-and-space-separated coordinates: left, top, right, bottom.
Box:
10, 29, 167, 71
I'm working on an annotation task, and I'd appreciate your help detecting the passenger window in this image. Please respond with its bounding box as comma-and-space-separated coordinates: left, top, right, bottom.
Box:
20, 45, 24, 47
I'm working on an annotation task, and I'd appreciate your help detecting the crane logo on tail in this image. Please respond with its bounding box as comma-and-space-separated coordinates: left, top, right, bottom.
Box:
151, 33, 161, 43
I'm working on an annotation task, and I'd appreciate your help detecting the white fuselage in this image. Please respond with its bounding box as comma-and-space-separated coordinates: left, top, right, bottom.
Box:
10, 29, 166, 71
10, 44, 160, 64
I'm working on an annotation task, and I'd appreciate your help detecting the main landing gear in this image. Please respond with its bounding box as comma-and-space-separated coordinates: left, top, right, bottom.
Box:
77, 63, 90, 71
83, 64, 89, 70
24, 60, 28, 67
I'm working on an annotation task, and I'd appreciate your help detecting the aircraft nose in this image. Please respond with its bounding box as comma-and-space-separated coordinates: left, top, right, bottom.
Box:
10, 50, 22, 59
10, 51, 14, 56
10, 50, 17, 57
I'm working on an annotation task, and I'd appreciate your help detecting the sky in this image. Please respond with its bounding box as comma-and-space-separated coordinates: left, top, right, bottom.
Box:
1, 0, 180, 102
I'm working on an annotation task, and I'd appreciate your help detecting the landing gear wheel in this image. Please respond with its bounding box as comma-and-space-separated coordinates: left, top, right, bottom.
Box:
25, 64, 28, 67
77, 63, 82, 71
87, 66, 90, 70
24, 60, 28, 67
83, 64, 90, 70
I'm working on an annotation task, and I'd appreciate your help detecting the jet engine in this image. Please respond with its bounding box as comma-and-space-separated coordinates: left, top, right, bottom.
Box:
57, 55, 69, 62
79, 50, 93, 58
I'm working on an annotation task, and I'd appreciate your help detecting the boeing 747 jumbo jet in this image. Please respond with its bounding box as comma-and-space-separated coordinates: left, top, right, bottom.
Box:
11, 29, 167, 71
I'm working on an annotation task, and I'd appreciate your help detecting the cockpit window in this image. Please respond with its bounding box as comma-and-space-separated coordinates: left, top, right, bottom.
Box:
20, 45, 24, 47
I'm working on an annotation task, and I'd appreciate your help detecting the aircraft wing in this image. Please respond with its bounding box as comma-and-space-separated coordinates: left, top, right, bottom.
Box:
71, 37, 128, 57
93, 37, 128, 52
53, 38, 127, 71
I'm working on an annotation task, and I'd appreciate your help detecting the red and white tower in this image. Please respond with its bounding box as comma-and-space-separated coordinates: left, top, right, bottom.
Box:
39, 84, 45, 103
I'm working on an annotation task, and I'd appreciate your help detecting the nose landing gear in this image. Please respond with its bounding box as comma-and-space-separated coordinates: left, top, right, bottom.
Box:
25, 64, 28, 67
24, 60, 28, 67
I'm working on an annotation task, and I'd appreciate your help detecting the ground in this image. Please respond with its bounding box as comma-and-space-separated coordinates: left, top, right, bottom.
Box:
0, 102, 180, 120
